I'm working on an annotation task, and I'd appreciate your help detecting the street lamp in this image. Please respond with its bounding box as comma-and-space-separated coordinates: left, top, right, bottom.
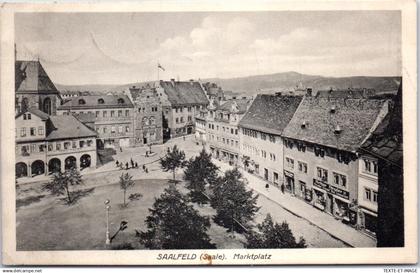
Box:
104, 199, 111, 245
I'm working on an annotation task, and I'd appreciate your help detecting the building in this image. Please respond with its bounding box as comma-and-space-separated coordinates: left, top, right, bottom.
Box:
15, 108, 97, 178
282, 94, 389, 223
155, 79, 209, 138
206, 98, 251, 165
15, 60, 61, 115
201, 82, 225, 103
238, 94, 302, 186
358, 82, 403, 246
57, 95, 135, 149
195, 107, 208, 145
127, 84, 163, 146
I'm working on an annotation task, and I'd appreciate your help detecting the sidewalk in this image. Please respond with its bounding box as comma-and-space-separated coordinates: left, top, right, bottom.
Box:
213, 160, 377, 248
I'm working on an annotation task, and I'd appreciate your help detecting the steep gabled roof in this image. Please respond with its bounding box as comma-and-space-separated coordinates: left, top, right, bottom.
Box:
238, 94, 302, 135
282, 96, 388, 152
46, 115, 97, 140
58, 95, 134, 110
15, 60, 59, 94
360, 83, 403, 167
159, 80, 208, 106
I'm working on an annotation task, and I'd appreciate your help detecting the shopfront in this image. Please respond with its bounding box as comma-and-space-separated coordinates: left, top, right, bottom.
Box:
284, 170, 295, 194
312, 178, 350, 219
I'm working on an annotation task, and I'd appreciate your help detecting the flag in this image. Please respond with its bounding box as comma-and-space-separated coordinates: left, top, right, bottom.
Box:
158, 63, 165, 71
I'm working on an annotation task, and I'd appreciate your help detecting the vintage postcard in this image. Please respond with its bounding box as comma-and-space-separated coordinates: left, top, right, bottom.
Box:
0, 0, 417, 265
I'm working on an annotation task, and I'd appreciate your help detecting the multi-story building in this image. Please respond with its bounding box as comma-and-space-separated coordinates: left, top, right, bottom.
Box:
282, 93, 389, 223
238, 94, 303, 186
15, 108, 97, 178
155, 79, 209, 138
57, 95, 135, 149
206, 99, 251, 165
127, 84, 163, 146
201, 82, 225, 103
195, 108, 208, 145
357, 82, 403, 242
15, 60, 62, 115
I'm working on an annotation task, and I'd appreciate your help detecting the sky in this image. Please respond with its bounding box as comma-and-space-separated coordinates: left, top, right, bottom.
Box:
15, 11, 401, 85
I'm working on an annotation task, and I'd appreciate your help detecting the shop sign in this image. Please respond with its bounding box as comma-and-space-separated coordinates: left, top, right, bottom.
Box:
284, 170, 294, 178
313, 179, 350, 200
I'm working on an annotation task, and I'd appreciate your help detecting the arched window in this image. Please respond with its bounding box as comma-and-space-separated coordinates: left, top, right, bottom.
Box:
78, 99, 86, 105
117, 98, 125, 104
98, 98, 105, 104
43, 98, 52, 115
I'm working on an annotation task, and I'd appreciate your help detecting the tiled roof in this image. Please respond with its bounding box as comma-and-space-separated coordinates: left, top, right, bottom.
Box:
217, 99, 250, 114
15, 107, 50, 120
72, 112, 96, 123
360, 83, 402, 167
46, 115, 97, 140
58, 95, 134, 110
239, 94, 302, 135
316, 89, 376, 99
128, 85, 158, 102
15, 61, 59, 94
282, 96, 388, 152
159, 80, 208, 106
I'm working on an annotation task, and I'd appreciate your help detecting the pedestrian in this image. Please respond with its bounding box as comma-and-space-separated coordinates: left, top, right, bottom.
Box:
130, 158, 134, 168
167, 147, 170, 153
183, 135, 185, 141
125, 162, 129, 170
280, 183, 285, 194
145, 151, 149, 157
265, 183, 269, 191
142, 165, 146, 171
116, 160, 119, 167
120, 147, 123, 153
135, 162, 138, 168
145, 168, 149, 173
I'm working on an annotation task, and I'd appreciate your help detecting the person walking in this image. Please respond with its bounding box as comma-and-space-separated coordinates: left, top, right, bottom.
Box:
280, 183, 285, 194
125, 162, 129, 170
130, 158, 134, 168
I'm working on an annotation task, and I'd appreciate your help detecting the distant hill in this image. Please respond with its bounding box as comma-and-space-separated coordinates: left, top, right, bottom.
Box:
54, 72, 401, 95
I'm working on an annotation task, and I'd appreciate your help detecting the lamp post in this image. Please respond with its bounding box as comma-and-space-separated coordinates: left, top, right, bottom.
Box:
104, 199, 111, 245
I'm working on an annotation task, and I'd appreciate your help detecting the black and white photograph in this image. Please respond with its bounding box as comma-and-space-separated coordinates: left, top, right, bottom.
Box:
1, 0, 417, 266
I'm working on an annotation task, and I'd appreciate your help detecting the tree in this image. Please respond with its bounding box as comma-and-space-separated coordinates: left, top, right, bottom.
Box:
246, 214, 306, 248
211, 168, 259, 231
42, 168, 83, 204
119, 173, 135, 207
184, 149, 219, 203
160, 145, 186, 181
138, 185, 215, 249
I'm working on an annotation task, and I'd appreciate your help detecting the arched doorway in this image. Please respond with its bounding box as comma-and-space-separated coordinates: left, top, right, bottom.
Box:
80, 154, 91, 169
65, 156, 76, 170
43, 97, 52, 115
48, 158, 61, 174
16, 162, 27, 178
31, 160, 45, 176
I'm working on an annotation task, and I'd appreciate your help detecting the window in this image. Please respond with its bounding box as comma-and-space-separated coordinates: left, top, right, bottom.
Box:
118, 110, 122, 117
56, 143, 61, 150
30, 127, 36, 136
270, 153, 276, 161
286, 157, 294, 169
23, 114, 27, 120
188, 116, 192, 122
235, 141, 238, 147
297, 142, 306, 152
315, 146, 325, 157
72, 141, 77, 148
118, 126, 123, 133
87, 140, 93, 146
373, 191, 378, 203
176, 118, 179, 124
103, 111, 107, 118
125, 110, 129, 116
235, 129, 238, 135
231, 128, 234, 134
180, 117, 184, 123
365, 188, 372, 201
111, 126, 116, 133
64, 142, 71, 150
333, 172, 347, 188
298, 161, 308, 173
364, 159, 378, 174
103, 127, 108, 133
39, 144, 45, 152
78, 99, 86, 105
317, 167, 328, 181
261, 133, 267, 140
20, 128, 26, 137
98, 98, 105, 104
48, 144, 53, 151
111, 111, 115, 117
175, 108, 178, 113
117, 98, 125, 104
125, 126, 130, 133
38, 126, 44, 135
269, 135, 276, 143
27, 113, 31, 120
188, 106, 192, 112
96, 111, 100, 117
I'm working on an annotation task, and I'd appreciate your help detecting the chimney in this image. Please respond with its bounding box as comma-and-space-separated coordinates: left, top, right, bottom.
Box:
189, 79, 194, 86
306, 88, 312, 97
170, 78, 175, 87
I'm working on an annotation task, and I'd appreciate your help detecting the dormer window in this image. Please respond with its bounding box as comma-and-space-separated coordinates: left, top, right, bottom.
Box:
330, 105, 336, 113
301, 121, 307, 129
98, 98, 105, 104
78, 99, 86, 105
334, 125, 342, 134
117, 98, 125, 104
